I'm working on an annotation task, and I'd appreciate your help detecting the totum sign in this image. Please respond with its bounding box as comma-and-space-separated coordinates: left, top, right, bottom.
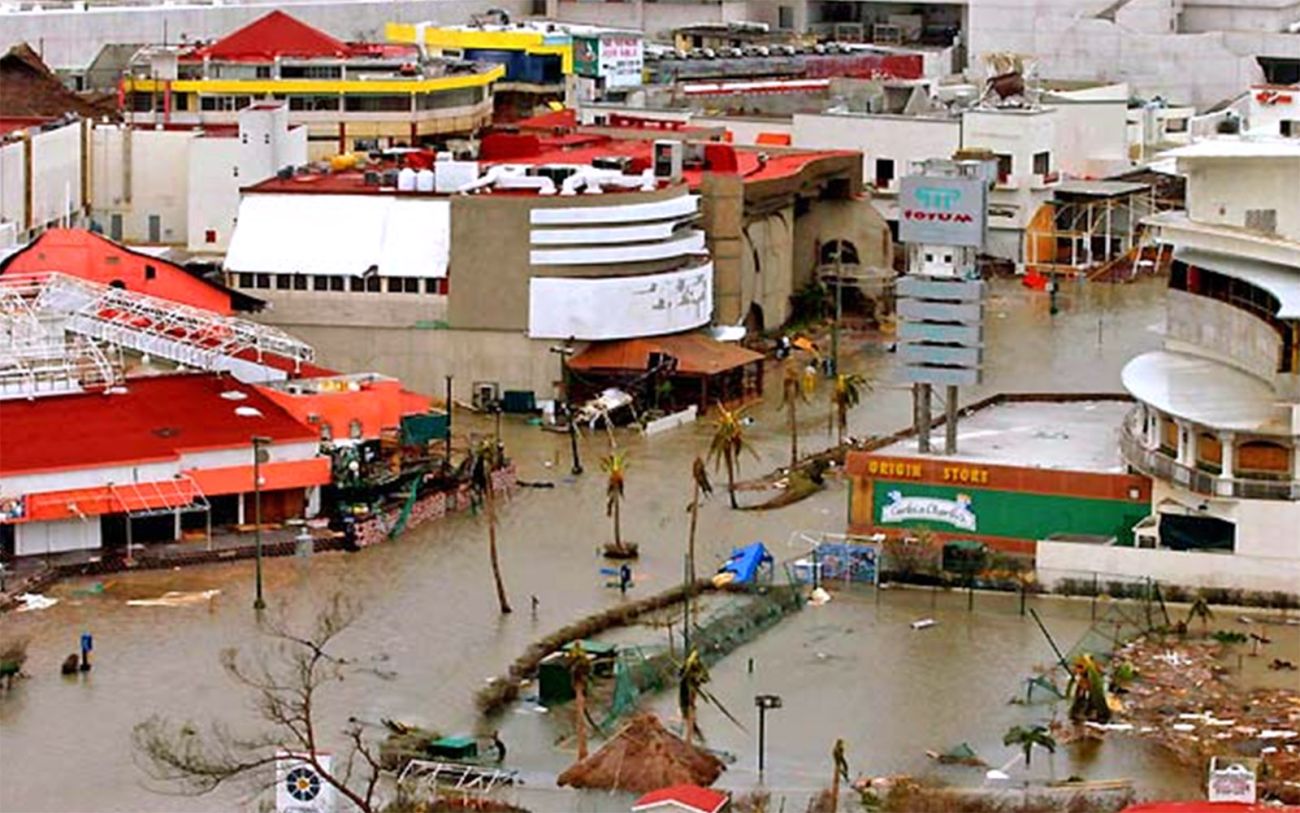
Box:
898, 175, 988, 247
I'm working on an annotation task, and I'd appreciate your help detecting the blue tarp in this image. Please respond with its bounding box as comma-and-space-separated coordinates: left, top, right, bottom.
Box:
719, 542, 773, 584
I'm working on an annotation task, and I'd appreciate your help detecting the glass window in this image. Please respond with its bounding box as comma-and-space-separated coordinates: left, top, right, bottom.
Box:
238, 273, 255, 288
313, 276, 329, 291
350, 277, 365, 292
404, 278, 420, 293
289, 95, 340, 111
365, 275, 382, 292
256, 273, 271, 289
276, 274, 292, 290
329, 276, 344, 292
1033, 151, 1051, 175
874, 158, 895, 188
344, 95, 411, 112
293, 274, 308, 291
388, 277, 404, 293
995, 154, 1013, 182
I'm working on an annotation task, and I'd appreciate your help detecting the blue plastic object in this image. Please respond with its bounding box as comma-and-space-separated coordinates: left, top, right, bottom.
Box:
719, 542, 773, 584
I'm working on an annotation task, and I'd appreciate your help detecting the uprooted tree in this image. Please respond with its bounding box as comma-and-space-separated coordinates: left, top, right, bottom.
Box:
131, 594, 393, 812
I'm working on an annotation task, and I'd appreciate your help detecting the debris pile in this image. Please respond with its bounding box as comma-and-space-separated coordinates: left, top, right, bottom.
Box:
1101, 635, 1300, 803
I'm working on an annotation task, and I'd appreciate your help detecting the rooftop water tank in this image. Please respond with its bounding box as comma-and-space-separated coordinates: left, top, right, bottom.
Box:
416, 169, 434, 192
397, 167, 417, 192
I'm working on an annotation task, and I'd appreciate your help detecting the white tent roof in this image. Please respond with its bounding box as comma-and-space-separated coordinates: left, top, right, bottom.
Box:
1122, 350, 1290, 434
1176, 247, 1300, 319
225, 194, 450, 278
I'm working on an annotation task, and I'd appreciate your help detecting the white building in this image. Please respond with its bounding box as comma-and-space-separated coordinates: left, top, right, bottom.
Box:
1116, 136, 1300, 589
0, 118, 88, 247
90, 103, 306, 252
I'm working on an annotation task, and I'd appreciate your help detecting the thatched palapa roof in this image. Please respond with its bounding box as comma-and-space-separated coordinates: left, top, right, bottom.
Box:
556, 713, 725, 794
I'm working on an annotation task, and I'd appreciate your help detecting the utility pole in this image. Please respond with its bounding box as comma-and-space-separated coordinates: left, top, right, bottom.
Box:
251, 435, 271, 612
755, 694, 783, 779
829, 243, 844, 377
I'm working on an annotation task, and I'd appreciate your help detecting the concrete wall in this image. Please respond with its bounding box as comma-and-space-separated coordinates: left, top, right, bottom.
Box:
90, 126, 195, 244
187, 137, 241, 254
15, 518, 102, 556
549, 0, 755, 38
1047, 99, 1131, 177
0, 141, 26, 234
1181, 1, 1300, 34
1165, 289, 1282, 384
1184, 157, 1300, 242
1036, 539, 1300, 594
243, 288, 448, 328
30, 124, 85, 230
740, 207, 796, 328
695, 116, 792, 146
1152, 478, 1300, 561
791, 194, 894, 283
287, 322, 559, 400
792, 112, 962, 192
1, 0, 533, 69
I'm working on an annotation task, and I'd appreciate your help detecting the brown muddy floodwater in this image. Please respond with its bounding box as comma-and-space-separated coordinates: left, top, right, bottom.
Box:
1, 278, 1204, 812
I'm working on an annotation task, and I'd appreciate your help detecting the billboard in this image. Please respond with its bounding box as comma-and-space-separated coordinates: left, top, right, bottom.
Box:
898, 175, 987, 247
572, 34, 643, 88
528, 263, 712, 340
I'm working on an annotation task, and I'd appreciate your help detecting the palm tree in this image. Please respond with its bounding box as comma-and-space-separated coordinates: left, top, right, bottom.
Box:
567, 642, 593, 761
779, 359, 817, 469
1187, 595, 1213, 635
472, 442, 511, 615
830, 738, 850, 813
1002, 724, 1056, 769
708, 403, 757, 509
678, 649, 709, 746
601, 450, 633, 557
828, 373, 869, 446
685, 457, 713, 647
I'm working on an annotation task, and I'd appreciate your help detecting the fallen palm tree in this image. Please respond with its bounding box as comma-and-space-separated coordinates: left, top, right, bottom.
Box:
556, 712, 724, 793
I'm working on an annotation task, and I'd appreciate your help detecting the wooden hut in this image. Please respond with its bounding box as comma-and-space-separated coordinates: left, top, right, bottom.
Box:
556, 713, 725, 794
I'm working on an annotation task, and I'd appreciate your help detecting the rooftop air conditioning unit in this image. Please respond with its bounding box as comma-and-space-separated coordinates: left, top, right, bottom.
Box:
536, 165, 578, 185
653, 140, 683, 183
593, 155, 632, 171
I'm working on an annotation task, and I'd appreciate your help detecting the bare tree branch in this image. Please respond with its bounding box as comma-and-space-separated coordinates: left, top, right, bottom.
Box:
131, 594, 389, 812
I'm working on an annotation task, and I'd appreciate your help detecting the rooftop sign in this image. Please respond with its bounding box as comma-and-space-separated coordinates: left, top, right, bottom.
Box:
899, 175, 987, 247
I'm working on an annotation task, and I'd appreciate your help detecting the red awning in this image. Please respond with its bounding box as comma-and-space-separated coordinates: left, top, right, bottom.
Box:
568, 333, 763, 377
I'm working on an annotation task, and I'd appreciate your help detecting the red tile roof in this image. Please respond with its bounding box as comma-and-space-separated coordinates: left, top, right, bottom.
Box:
568, 333, 762, 377
0, 374, 319, 476
632, 785, 728, 813
186, 10, 416, 63
0, 229, 243, 315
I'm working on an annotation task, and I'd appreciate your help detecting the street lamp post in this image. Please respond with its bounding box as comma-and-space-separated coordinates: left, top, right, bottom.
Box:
251, 435, 271, 612
754, 693, 783, 779
830, 244, 844, 377
549, 343, 582, 476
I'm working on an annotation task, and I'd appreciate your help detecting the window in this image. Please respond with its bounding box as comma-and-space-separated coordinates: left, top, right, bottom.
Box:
313, 276, 329, 291
874, 158, 895, 189
276, 274, 291, 290
388, 277, 404, 293
424, 278, 448, 294
288, 95, 340, 111
350, 277, 365, 292
144, 264, 156, 280
778, 4, 794, 29
256, 273, 271, 289
416, 87, 483, 110
995, 154, 1013, 183
293, 274, 308, 291
365, 275, 382, 292
329, 276, 344, 292
1245, 209, 1277, 234
1282, 120, 1298, 137
1238, 440, 1290, 474
1165, 117, 1188, 133
1033, 151, 1051, 175
280, 64, 343, 79
129, 92, 153, 112
345, 95, 412, 113
403, 278, 420, 293
204, 229, 217, 244
239, 273, 255, 288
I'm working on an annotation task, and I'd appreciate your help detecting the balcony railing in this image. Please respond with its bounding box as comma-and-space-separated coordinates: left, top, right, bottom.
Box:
1119, 428, 1300, 501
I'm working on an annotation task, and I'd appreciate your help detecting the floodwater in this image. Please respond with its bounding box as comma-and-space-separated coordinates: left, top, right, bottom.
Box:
0, 278, 1183, 812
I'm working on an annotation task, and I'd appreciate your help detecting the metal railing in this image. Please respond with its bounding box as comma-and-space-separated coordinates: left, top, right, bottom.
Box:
1119, 425, 1299, 501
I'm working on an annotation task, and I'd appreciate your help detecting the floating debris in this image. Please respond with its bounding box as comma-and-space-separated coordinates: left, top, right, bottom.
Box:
911, 618, 936, 630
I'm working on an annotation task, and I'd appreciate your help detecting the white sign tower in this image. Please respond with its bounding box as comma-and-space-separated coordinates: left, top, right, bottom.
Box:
896, 159, 991, 454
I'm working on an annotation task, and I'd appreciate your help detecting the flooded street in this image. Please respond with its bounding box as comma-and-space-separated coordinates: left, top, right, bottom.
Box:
0, 279, 1176, 812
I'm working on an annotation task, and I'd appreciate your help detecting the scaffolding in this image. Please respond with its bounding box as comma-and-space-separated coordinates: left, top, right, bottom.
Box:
1024, 181, 1159, 278
0, 272, 314, 398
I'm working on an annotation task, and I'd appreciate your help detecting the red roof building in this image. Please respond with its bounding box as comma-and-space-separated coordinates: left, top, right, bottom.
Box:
632, 785, 729, 813
199, 10, 352, 61
0, 228, 258, 314
0, 374, 330, 556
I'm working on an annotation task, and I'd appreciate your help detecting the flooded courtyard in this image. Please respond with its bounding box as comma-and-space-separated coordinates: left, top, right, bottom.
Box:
0, 278, 1195, 812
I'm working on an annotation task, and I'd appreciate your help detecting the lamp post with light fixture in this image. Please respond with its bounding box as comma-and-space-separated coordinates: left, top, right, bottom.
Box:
251, 435, 271, 612
548, 343, 582, 475
755, 693, 782, 779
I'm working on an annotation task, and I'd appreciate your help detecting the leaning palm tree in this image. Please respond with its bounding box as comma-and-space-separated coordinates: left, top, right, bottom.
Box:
601, 450, 636, 558
828, 373, 869, 446
1187, 595, 1213, 635
708, 404, 757, 509
677, 648, 740, 747
778, 359, 817, 469
567, 642, 593, 761
1002, 724, 1056, 769
472, 442, 511, 615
